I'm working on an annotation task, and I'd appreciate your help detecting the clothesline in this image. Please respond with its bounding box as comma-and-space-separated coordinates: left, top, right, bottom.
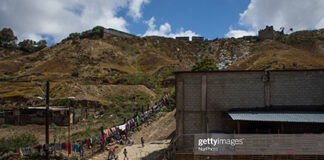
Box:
17, 93, 170, 158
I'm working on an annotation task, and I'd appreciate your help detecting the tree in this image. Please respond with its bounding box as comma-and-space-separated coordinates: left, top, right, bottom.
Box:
192, 58, 218, 71
68, 32, 80, 40
92, 26, 104, 34
0, 28, 17, 48
36, 40, 47, 50
18, 39, 36, 53
18, 39, 47, 53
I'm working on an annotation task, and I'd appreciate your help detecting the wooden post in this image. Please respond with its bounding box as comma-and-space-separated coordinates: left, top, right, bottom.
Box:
281, 123, 284, 133
237, 121, 241, 134
45, 81, 49, 160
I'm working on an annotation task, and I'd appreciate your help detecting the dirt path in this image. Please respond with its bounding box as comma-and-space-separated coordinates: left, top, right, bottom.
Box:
90, 110, 175, 160
117, 139, 170, 160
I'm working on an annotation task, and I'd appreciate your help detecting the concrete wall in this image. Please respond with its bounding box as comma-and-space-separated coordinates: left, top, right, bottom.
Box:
102, 28, 136, 38
192, 36, 204, 41
176, 37, 189, 41
175, 70, 324, 152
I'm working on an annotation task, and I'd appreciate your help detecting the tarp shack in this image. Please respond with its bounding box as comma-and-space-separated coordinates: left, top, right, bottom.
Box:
0, 106, 74, 126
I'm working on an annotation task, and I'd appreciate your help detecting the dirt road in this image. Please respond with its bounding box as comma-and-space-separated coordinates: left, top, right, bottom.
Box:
90, 110, 175, 160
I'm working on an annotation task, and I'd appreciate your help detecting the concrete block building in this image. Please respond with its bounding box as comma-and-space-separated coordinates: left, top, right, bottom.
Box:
174, 70, 324, 159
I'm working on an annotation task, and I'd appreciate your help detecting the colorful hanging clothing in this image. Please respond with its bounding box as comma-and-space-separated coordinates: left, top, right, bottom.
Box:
105, 129, 109, 138
67, 143, 71, 154
106, 129, 112, 137
72, 144, 79, 152
136, 115, 140, 124
18, 148, 22, 157
62, 143, 66, 150
55, 143, 61, 150
87, 139, 91, 148
100, 136, 105, 143
65, 143, 68, 151
118, 124, 126, 131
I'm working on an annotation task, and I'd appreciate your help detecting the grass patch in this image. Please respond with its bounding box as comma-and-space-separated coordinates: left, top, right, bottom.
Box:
0, 133, 38, 153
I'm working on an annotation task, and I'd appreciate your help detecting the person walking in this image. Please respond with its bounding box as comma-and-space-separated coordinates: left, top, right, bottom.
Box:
123, 148, 128, 160
141, 137, 144, 147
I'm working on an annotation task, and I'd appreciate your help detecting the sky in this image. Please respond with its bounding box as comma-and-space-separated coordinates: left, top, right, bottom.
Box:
1, 0, 324, 45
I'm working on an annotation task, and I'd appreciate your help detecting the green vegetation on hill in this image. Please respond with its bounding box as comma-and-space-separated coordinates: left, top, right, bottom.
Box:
0, 133, 38, 154
0, 28, 47, 53
121, 72, 160, 89
192, 58, 218, 71
0, 28, 17, 48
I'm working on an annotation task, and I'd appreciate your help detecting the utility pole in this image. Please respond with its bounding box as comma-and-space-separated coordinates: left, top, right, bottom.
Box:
45, 81, 49, 160
67, 97, 75, 160
68, 99, 71, 160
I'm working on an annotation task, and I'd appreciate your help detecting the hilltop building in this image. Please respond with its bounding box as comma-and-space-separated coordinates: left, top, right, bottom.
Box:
80, 27, 137, 39
258, 25, 274, 40
102, 28, 137, 39
192, 36, 204, 41
176, 37, 190, 41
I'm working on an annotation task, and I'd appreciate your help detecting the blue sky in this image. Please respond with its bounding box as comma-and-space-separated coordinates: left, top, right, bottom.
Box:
1, 0, 324, 45
126, 0, 250, 40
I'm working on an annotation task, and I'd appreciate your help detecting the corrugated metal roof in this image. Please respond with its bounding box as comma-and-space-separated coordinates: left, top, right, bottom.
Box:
228, 112, 324, 123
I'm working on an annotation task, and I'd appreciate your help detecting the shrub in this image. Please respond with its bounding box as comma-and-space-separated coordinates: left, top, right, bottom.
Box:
53, 99, 69, 106
92, 26, 104, 34
122, 72, 160, 89
192, 58, 218, 71
18, 39, 47, 53
0, 28, 17, 48
68, 32, 81, 40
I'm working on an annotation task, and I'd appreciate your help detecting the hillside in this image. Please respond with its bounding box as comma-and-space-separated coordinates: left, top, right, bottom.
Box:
1, 28, 324, 159
228, 40, 324, 70
0, 28, 324, 107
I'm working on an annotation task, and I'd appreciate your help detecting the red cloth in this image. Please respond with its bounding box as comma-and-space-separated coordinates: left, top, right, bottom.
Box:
67, 143, 71, 154
110, 148, 115, 152
65, 143, 68, 151
33, 145, 37, 149
87, 139, 90, 148
17, 148, 21, 157
100, 136, 104, 143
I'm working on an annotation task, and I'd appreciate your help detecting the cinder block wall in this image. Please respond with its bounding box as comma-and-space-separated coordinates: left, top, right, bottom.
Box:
175, 70, 324, 152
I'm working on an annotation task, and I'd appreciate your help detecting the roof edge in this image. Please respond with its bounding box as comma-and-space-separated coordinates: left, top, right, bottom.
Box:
174, 69, 324, 74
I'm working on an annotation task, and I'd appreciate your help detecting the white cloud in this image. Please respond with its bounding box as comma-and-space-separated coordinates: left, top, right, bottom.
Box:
225, 27, 256, 38
143, 17, 199, 40
0, 0, 150, 43
226, 0, 324, 37
128, 0, 150, 20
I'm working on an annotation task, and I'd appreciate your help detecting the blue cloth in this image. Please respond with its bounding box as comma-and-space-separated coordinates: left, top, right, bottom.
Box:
72, 144, 79, 152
